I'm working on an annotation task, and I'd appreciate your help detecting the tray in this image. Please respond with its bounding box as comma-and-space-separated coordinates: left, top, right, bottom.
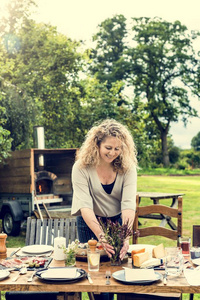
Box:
0, 256, 52, 271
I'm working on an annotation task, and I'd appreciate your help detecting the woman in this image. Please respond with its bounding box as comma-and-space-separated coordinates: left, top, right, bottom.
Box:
71, 119, 138, 260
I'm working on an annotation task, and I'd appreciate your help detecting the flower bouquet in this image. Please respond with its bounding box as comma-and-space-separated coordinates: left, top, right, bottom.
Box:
98, 218, 132, 266
60, 239, 79, 267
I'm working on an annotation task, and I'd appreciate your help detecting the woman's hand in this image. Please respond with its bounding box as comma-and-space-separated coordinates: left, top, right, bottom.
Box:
98, 233, 115, 258
119, 239, 129, 260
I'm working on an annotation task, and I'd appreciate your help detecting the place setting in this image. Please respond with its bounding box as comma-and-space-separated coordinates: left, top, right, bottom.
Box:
112, 243, 164, 285
35, 267, 87, 283
0, 245, 54, 275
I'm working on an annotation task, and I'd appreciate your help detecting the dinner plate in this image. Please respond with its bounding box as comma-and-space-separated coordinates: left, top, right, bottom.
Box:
16, 250, 53, 257
21, 245, 54, 255
192, 258, 200, 266
0, 270, 10, 281
128, 244, 155, 257
112, 270, 162, 284
36, 267, 86, 282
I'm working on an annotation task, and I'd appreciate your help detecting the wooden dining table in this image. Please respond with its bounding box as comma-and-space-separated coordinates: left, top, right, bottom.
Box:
0, 249, 199, 300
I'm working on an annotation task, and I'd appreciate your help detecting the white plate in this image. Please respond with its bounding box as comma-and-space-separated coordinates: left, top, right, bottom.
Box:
128, 244, 155, 257
112, 270, 162, 284
21, 245, 53, 255
0, 270, 10, 281
17, 250, 53, 257
192, 258, 200, 266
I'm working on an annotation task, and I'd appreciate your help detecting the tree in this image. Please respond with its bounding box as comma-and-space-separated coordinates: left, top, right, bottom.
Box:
1, 10, 83, 150
89, 14, 129, 90
128, 17, 199, 166
0, 106, 12, 163
89, 15, 200, 167
191, 131, 200, 151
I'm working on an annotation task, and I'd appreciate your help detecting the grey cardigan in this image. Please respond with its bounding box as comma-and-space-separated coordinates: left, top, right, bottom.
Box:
71, 161, 137, 217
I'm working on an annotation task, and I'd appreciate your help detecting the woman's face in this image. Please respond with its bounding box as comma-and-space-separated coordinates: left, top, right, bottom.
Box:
99, 136, 122, 164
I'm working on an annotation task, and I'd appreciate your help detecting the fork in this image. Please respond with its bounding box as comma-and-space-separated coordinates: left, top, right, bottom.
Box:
27, 271, 37, 282
105, 270, 111, 285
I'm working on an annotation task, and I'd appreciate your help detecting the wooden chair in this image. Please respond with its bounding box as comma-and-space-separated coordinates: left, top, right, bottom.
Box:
25, 216, 78, 246
189, 225, 200, 300
133, 195, 182, 245
118, 195, 183, 300
5, 217, 81, 300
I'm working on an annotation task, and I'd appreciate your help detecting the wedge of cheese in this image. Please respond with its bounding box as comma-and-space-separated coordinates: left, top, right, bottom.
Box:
140, 258, 162, 269
133, 252, 149, 267
152, 243, 165, 259
131, 248, 145, 261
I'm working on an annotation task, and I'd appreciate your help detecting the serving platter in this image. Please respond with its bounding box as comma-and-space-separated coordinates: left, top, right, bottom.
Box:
0, 256, 52, 271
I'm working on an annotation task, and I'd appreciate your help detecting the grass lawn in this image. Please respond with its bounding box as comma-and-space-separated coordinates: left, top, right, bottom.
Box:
5, 175, 200, 300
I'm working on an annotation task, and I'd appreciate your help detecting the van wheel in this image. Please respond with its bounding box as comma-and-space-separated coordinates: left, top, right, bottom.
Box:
2, 209, 21, 236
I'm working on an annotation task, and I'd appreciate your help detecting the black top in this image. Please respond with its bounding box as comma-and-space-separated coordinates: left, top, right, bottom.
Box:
101, 180, 115, 194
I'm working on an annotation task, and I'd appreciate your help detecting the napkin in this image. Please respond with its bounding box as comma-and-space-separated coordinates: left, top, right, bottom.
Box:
41, 268, 77, 279
125, 268, 158, 281
184, 269, 200, 286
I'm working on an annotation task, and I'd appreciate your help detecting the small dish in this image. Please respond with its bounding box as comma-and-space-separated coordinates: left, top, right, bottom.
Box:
0, 270, 10, 281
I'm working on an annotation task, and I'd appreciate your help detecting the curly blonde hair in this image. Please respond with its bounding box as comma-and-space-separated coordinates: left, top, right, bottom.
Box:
76, 119, 138, 173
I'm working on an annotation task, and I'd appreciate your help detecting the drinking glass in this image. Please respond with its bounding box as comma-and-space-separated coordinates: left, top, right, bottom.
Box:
87, 249, 100, 272
165, 247, 183, 276
179, 237, 191, 256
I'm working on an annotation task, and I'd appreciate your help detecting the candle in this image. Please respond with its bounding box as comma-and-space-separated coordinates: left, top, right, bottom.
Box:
54, 237, 66, 260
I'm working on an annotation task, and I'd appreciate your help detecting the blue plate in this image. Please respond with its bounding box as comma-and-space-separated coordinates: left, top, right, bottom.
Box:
112, 270, 162, 284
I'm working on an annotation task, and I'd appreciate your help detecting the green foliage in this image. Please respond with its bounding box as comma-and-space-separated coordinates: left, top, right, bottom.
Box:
129, 17, 199, 166
1, 13, 83, 150
89, 15, 200, 167
138, 167, 200, 176
89, 14, 128, 89
1, 3, 200, 169
191, 131, 200, 151
181, 149, 200, 168
169, 146, 180, 164
0, 107, 12, 162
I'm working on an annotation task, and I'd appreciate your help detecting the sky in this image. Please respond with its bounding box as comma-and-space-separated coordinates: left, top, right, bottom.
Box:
3, 0, 200, 149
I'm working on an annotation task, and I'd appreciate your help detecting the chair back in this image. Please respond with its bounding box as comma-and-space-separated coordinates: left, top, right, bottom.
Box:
133, 194, 182, 246
193, 225, 200, 247
25, 217, 78, 247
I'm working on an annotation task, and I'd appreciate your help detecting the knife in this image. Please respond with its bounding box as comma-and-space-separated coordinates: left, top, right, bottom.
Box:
87, 273, 93, 284
9, 247, 21, 257
163, 274, 167, 285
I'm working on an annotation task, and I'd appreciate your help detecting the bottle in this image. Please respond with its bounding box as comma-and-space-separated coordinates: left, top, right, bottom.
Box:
0, 232, 7, 259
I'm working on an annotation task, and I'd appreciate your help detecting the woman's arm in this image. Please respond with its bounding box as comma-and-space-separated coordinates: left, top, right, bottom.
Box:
120, 208, 135, 260
122, 208, 135, 228
81, 207, 114, 257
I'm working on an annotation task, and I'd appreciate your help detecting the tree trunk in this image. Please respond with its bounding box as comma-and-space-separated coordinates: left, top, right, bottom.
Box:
161, 130, 170, 167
